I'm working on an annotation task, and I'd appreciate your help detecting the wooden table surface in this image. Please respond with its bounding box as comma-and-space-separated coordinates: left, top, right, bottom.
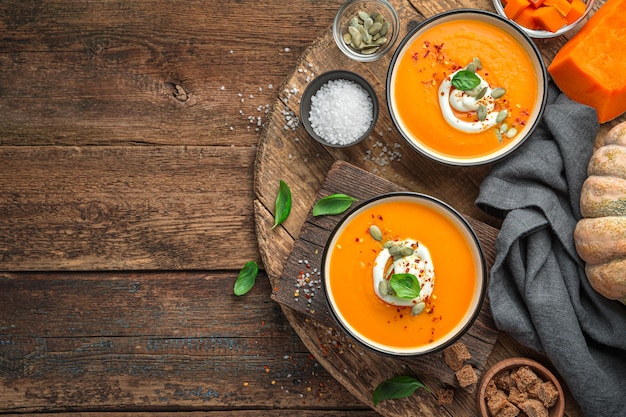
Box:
0, 0, 610, 415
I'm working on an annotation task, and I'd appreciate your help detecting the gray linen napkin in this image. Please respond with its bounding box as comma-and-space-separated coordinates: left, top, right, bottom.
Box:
476, 83, 626, 417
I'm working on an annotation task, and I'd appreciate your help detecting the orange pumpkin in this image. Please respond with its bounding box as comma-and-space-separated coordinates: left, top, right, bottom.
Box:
574, 122, 626, 304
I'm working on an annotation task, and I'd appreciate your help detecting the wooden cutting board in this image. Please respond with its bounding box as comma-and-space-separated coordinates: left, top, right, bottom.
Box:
253, 0, 606, 415
271, 160, 500, 390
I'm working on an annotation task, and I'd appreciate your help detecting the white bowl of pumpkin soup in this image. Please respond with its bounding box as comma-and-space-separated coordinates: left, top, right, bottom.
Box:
321, 192, 487, 356
387, 9, 547, 166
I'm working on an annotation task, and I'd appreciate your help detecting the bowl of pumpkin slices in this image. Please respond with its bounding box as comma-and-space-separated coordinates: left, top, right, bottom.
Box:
493, 0, 595, 38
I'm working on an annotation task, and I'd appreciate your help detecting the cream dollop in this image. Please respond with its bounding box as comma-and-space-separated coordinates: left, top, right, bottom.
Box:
372, 238, 434, 307
439, 69, 499, 133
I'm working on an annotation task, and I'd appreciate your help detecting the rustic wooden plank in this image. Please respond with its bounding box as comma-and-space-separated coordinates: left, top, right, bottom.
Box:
272, 161, 499, 391
0, 271, 370, 413
0, 0, 345, 146
0, 146, 259, 271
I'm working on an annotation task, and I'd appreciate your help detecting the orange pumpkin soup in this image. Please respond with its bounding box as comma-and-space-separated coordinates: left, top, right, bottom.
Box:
326, 198, 481, 351
391, 18, 538, 159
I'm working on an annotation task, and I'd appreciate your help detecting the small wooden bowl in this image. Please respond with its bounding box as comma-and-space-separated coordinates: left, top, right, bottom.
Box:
477, 357, 565, 417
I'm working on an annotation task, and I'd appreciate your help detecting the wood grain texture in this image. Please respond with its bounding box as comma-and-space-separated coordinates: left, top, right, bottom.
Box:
0, 271, 371, 413
0, 0, 345, 147
0, 146, 259, 270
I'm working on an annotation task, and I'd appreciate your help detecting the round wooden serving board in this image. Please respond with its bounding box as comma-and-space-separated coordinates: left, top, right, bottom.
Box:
253, 0, 611, 415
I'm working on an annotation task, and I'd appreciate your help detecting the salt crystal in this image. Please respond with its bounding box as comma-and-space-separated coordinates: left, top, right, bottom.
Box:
308, 79, 373, 145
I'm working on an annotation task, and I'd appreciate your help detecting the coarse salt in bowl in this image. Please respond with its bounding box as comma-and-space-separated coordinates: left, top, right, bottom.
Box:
300, 70, 379, 147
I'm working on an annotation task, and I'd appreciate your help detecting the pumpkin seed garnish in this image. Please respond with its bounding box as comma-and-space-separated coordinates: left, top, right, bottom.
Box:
506, 127, 518, 138
496, 109, 508, 123
496, 129, 503, 143
400, 246, 414, 257
477, 104, 488, 121
378, 279, 391, 296
369, 224, 383, 241
383, 240, 394, 249
472, 57, 483, 70
491, 87, 506, 99
411, 301, 426, 316
343, 9, 390, 54
475, 86, 488, 100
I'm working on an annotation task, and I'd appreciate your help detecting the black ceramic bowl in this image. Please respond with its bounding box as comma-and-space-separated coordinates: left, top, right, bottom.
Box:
386, 9, 548, 166
300, 70, 379, 148
321, 192, 487, 357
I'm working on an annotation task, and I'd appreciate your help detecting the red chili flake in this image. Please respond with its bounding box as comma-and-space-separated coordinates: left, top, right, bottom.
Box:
377, 215, 383, 221
423, 40, 430, 48
434, 42, 444, 52
412, 52, 419, 61
423, 49, 430, 58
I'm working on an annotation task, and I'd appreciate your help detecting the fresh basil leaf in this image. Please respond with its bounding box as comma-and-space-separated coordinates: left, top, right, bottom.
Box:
373, 375, 429, 406
312, 193, 357, 216
389, 273, 421, 299
451, 69, 481, 91
234, 261, 259, 296
272, 180, 292, 229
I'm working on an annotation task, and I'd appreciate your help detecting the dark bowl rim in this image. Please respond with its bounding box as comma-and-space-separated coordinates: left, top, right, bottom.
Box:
385, 8, 549, 167
300, 69, 379, 148
320, 191, 488, 357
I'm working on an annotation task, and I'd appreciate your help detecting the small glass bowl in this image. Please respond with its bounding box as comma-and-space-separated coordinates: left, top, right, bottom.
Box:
492, 0, 595, 39
332, 0, 399, 62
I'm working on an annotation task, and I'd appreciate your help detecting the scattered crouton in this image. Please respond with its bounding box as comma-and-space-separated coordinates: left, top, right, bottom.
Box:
443, 341, 471, 371
436, 388, 454, 406
456, 364, 478, 389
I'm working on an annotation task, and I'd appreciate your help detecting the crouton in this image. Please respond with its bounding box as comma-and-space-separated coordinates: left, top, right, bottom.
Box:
436, 388, 454, 405
537, 380, 559, 408
485, 379, 499, 397
515, 366, 540, 391
508, 385, 529, 406
455, 364, 478, 388
443, 341, 471, 371
519, 398, 549, 417
495, 401, 521, 417
493, 370, 512, 390
486, 389, 510, 415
